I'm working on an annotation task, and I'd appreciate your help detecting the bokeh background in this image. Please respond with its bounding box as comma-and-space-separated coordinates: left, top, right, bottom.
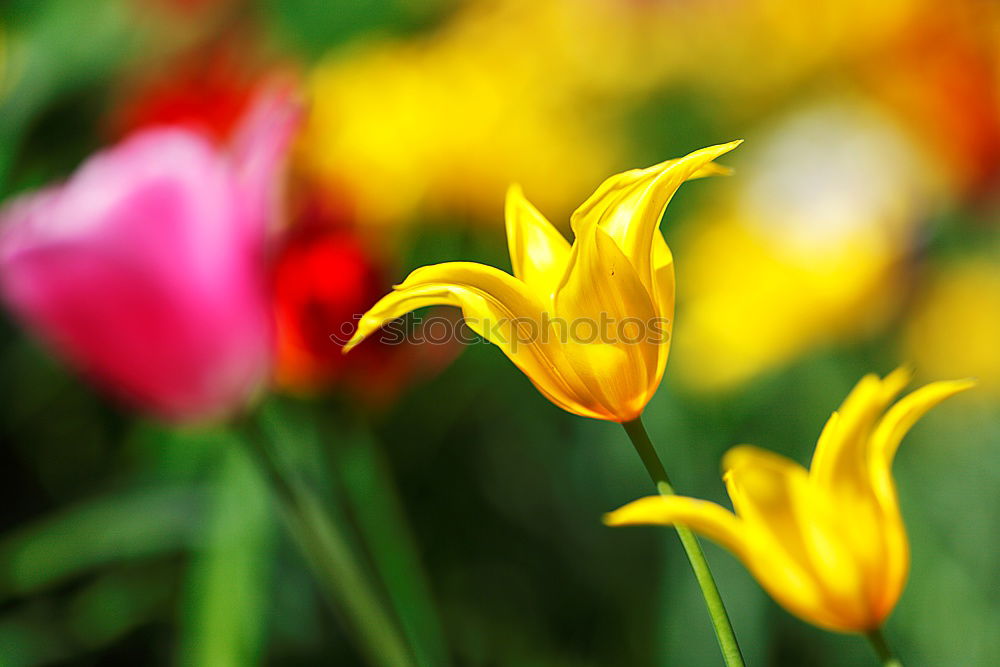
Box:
1, 0, 999, 665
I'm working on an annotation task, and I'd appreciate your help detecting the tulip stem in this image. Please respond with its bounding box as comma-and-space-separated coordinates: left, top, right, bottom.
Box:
333, 423, 452, 667
622, 417, 745, 667
865, 628, 903, 667
239, 416, 416, 667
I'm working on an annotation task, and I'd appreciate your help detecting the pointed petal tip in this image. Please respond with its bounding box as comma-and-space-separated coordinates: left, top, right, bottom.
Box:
703, 138, 744, 155
720, 443, 760, 473
506, 183, 525, 198
341, 334, 364, 355
643, 139, 744, 173
885, 364, 915, 386
941, 377, 978, 393
504, 183, 525, 217
891, 365, 977, 397
679, 140, 744, 179
603, 496, 661, 526
709, 139, 743, 158
602, 502, 654, 527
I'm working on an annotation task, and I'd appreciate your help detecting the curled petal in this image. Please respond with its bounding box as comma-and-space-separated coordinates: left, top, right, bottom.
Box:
723, 446, 871, 630
343, 262, 605, 419
554, 226, 659, 421
604, 495, 746, 559
651, 232, 675, 381
723, 446, 814, 563
866, 377, 976, 612
505, 185, 570, 302
809, 368, 911, 496
570, 141, 742, 292
870, 377, 976, 477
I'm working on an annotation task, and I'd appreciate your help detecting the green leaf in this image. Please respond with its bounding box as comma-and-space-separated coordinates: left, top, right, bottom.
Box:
335, 425, 451, 667
179, 446, 277, 667
0, 486, 201, 600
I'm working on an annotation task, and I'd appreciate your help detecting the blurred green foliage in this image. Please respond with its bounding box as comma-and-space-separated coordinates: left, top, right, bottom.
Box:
261, 0, 455, 60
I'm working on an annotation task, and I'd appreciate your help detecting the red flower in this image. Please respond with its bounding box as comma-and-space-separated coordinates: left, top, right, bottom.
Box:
861, 9, 1000, 195
109, 42, 265, 144
272, 208, 457, 404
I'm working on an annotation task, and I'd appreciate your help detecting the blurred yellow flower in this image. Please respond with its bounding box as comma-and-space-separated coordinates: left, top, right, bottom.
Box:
344, 142, 740, 421
682, 0, 917, 105
905, 259, 1000, 396
294, 0, 946, 231
297, 0, 632, 228
607, 369, 974, 632
672, 99, 937, 391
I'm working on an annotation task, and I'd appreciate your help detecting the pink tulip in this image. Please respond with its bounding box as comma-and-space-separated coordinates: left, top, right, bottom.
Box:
0, 88, 299, 422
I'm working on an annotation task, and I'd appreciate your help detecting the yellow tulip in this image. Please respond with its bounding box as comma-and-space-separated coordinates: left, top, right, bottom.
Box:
606, 369, 974, 632
343, 142, 741, 422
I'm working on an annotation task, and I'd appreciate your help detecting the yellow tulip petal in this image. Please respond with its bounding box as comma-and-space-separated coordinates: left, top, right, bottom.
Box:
554, 225, 660, 421
722, 446, 819, 582
570, 141, 742, 293
865, 378, 975, 556
651, 233, 674, 311
808, 409, 889, 614
870, 377, 976, 474
343, 261, 605, 419
702, 373, 971, 633
651, 232, 675, 382
809, 368, 911, 494
603, 495, 747, 558
872, 519, 909, 627
343, 262, 542, 353
861, 378, 973, 623
723, 445, 871, 629
722, 445, 813, 559
722, 445, 808, 519
808, 374, 877, 482
505, 184, 571, 301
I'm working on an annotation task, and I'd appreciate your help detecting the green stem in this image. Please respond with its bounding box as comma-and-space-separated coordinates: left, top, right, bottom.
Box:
239, 417, 415, 667
335, 424, 451, 667
865, 627, 903, 667
622, 417, 745, 667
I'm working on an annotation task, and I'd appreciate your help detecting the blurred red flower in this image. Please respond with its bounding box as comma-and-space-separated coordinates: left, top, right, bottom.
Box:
109, 41, 267, 144
272, 203, 458, 405
107, 38, 454, 405
862, 7, 1000, 195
